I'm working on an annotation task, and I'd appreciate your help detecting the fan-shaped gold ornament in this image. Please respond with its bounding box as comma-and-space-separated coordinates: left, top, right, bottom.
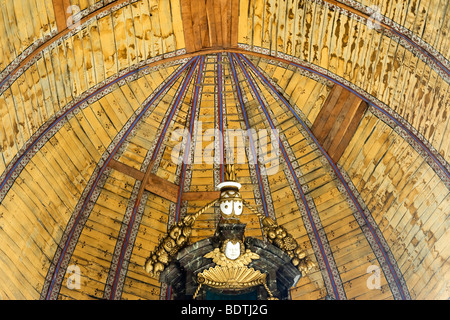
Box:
197, 266, 267, 289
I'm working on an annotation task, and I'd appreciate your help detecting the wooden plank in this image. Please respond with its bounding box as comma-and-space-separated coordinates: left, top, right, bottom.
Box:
230, 0, 239, 47
109, 159, 145, 181
109, 159, 219, 203
158, 0, 176, 53
311, 85, 344, 141
321, 93, 359, 151
237, 0, 250, 44
190, 0, 206, 51
52, 0, 71, 32
219, 0, 231, 48
328, 100, 368, 163
181, 191, 220, 201
181, 0, 239, 52
199, 0, 211, 49
206, 0, 219, 47
146, 173, 179, 203
311, 84, 368, 163
180, 0, 196, 53
316, 88, 351, 144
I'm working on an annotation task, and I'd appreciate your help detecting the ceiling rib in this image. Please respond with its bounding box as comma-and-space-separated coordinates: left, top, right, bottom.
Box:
216, 53, 225, 183
231, 53, 347, 300
1, 48, 448, 223
240, 53, 411, 300
311, 85, 368, 164
106, 158, 155, 300
40, 59, 197, 300
104, 58, 202, 300
227, 54, 274, 220
163, 56, 207, 299
0, 50, 437, 300
173, 56, 206, 222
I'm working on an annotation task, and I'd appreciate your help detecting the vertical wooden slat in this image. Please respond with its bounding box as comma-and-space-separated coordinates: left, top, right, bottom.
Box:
230, 0, 240, 47
219, 0, 230, 48
321, 92, 358, 150
205, 0, 218, 47
191, 0, 209, 49
180, 0, 196, 52
213, 0, 224, 47
318, 89, 351, 145
200, 0, 211, 48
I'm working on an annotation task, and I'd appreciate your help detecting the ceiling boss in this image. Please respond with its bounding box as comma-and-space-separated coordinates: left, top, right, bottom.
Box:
144, 163, 314, 300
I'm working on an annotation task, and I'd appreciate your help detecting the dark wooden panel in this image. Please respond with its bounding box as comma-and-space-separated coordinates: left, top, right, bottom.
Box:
311, 85, 368, 163
180, 0, 239, 53
311, 85, 346, 144
327, 100, 368, 162
52, 0, 72, 32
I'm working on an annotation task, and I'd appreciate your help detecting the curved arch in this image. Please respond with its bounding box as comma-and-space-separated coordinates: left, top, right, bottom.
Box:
0, 50, 442, 300
1, 0, 448, 98
320, 0, 449, 79
230, 52, 347, 299
0, 0, 136, 93
40, 57, 197, 299
238, 53, 410, 299
2, 48, 448, 213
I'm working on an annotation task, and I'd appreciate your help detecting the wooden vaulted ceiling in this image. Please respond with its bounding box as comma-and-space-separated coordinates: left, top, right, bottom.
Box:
0, 0, 448, 300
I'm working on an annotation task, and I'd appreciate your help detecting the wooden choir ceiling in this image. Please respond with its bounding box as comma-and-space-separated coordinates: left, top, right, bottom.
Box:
0, 0, 448, 301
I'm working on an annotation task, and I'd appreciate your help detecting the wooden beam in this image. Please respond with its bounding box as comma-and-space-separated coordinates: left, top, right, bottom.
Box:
52, 0, 71, 32
182, 191, 220, 201
109, 159, 178, 202
311, 85, 368, 163
311, 85, 346, 144
328, 100, 368, 162
108, 159, 145, 181
321, 92, 358, 150
206, 0, 218, 47
219, 0, 230, 48
135, 159, 158, 207
108, 159, 219, 203
146, 173, 179, 203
